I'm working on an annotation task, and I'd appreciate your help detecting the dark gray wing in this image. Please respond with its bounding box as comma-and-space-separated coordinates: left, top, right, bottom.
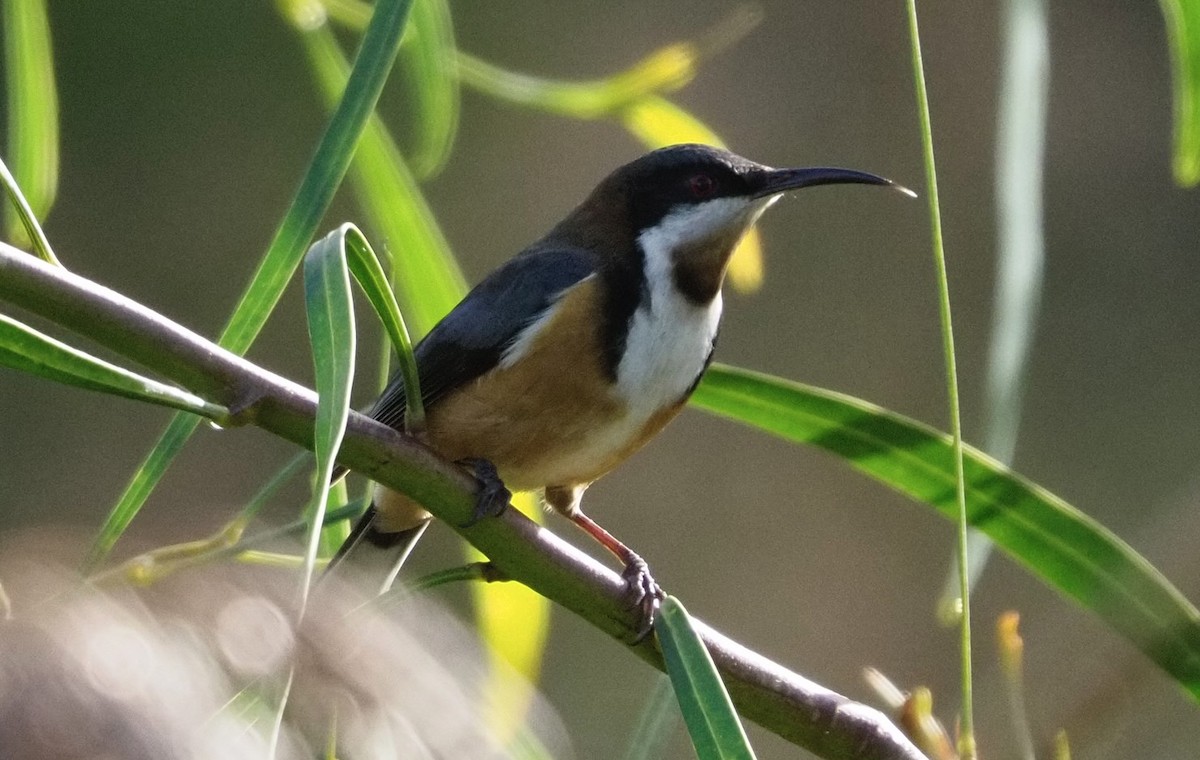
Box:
368, 245, 596, 431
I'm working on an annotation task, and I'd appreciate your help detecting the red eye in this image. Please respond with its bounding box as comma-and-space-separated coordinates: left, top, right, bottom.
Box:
688, 173, 716, 199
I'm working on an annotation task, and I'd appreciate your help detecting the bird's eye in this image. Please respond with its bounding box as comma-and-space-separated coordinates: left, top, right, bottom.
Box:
688, 173, 717, 199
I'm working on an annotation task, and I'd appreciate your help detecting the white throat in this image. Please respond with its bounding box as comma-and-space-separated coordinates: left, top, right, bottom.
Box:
613, 198, 769, 412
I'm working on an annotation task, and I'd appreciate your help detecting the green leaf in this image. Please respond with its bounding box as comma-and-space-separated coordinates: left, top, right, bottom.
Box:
338, 222, 424, 428
692, 363, 1200, 700
318, 478, 352, 557
0, 313, 225, 419
656, 596, 756, 760
1161, 0, 1200, 186
0, 152, 57, 267
299, 223, 420, 562
308, 222, 423, 427
3, 0, 59, 255
454, 44, 696, 121
301, 226, 358, 607
85, 0, 416, 570
297, 20, 466, 338
398, 0, 459, 178
325, 0, 460, 177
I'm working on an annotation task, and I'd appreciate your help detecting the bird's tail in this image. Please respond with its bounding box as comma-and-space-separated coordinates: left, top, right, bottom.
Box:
324, 503, 430, 595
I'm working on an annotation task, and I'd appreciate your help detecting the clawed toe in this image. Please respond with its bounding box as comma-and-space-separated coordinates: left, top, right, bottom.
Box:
457, 458, 511, 527
622, 556, 665, 643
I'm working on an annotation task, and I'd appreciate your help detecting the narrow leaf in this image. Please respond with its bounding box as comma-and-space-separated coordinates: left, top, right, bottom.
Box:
0, 154, 57, 266
692, 363, 1200, 700
3, 0, 59, 254
299, 223, 420, 558
322, 0, 461, 176
339, 223, 424, 428
301, 227, 358, 609
455, 4, 766, 118
1161, 0, 1200, 186
298, 22, 466, 336
318, 478, 352, 558
656, 596, 756, 760
0, 313, 225, 419
398, 0, 459, 178
86, 0, 415, 569
454, 42, 694, 120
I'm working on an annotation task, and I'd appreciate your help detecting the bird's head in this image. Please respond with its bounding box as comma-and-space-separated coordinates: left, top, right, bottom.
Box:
570, 143, 910, 304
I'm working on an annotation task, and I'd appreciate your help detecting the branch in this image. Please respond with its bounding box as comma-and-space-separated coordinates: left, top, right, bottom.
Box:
0, 243, 926, 760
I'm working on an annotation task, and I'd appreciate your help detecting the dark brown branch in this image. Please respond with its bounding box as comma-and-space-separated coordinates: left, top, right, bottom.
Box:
0, 244, 926, 760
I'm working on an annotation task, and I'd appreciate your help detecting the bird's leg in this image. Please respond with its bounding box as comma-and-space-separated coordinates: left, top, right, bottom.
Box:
545, 485, 664, 641
572, 510, 663, 639
456, 457, 512, 527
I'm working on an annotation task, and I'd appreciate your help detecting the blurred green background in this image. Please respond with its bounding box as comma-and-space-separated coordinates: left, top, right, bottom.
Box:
3, 1, 1199, 757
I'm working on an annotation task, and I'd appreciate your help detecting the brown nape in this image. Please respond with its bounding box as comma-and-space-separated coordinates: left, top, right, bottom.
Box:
671, 226, 747, 305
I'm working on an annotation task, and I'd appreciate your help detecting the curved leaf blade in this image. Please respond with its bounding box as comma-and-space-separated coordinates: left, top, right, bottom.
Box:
3, 0, 59, 255
657, 596, 756, 760
339, 223, 424, 428
691, 363, 1200, 700
1161, 0, 1200, 186
321, 0, 464, 171
0, 153, 57, 267
454, 35, 698, 121
399, 0, 459, 178
300, 223, 424, 576
301, 227, 358, 608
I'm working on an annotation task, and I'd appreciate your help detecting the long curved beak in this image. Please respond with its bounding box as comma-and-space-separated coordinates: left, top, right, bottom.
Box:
751, 166, 916, 199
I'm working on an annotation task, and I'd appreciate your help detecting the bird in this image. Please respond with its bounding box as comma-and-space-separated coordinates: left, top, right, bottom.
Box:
330, 143, 908, 631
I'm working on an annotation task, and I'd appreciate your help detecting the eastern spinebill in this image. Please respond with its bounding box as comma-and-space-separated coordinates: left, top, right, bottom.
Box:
330, 143, 910, 633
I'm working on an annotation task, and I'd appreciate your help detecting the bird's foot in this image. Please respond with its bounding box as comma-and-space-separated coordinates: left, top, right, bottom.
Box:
622, 554, 665, 644
456, 457, 511, 527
